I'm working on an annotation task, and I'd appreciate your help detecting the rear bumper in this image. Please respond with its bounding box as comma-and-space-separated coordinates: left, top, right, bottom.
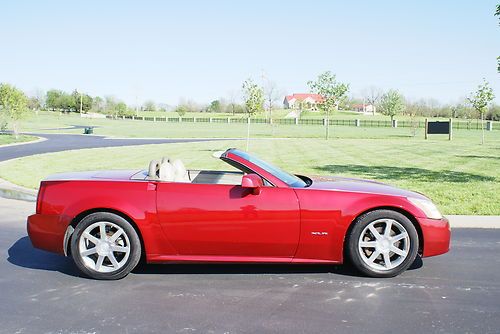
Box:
419, 216, 451, 257
27, 213, 70, 255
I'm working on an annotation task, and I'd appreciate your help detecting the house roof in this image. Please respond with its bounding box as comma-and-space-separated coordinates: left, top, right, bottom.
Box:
284, 93, 324, 102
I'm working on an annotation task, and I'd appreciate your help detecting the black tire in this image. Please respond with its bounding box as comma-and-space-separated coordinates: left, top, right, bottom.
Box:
346, 210, 419, 278
70, 212, 141, 280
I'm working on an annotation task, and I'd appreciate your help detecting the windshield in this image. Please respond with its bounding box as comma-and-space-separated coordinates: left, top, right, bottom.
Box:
229, 149, 307, 188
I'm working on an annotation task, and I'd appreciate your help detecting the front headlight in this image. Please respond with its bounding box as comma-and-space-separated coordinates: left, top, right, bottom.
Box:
407, 197, 443, 219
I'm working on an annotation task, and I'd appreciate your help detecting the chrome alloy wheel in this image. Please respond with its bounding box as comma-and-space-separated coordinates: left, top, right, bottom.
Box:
78, 221, 131, 273
358, 218, 410, 271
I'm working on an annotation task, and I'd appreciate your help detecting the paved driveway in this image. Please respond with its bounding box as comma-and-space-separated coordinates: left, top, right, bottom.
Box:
1, 197, 499, 334
0, 133, 224, 162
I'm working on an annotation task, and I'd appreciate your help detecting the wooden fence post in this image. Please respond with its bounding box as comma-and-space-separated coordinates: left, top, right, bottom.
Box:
449, 118, 453, 141
425, 118, 428, 140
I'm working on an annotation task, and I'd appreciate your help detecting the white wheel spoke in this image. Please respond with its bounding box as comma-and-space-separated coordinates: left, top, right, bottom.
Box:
391, 246, 407, 256
83, 232, 100, 245
368, 225, 382, 240
109, 229, 124, 243
99, 223, 107, 240
360, 241, 377, 248
392, 232, 408, 243
383, 252, 392, 269
367, 250, 381, 264
108, 253, 120, 268
79, 221, 132, 273
358, 218, 411, 272
111, 245, 129, 253
384, 220, 392, 237
81, 247, 97, 257
95, 255, 104, 270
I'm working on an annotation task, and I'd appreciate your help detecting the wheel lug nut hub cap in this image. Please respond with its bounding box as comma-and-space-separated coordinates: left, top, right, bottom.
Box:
97, 242, 111, 256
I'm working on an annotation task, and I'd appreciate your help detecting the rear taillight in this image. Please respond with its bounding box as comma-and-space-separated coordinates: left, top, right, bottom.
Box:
36, 183, 46, 214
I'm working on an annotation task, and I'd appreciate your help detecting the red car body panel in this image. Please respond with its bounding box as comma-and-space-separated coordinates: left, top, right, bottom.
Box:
156, 182, 300, 258
27, 150, 450, 265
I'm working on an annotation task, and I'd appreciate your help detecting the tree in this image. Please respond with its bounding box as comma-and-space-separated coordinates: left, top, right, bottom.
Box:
104, 96, 117, 114
207, 100, 221, 113
496, 5, 500, 72
71, 90, 93, 113
91, 96, 105, 113
0, 83, 29, 138
227, 90, 239, 115
27, 96, 41, 111
308, 71, 349, 139
242, 79, 264, 116
486, 103, 500, 121
362, 86, 382, 115
379, 90, 406, 123
115, 102, 128, 117
27, 89, 45, 115
143, 100, 156, 112
174, 105, 188, 117
263, 80, 281, 120
242, 79, 264, 150
467, 79, 495, 144
45, 89, 64, 111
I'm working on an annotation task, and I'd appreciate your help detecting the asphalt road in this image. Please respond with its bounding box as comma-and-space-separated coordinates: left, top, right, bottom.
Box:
1, 198, 499, 334
0, 133, 221, 162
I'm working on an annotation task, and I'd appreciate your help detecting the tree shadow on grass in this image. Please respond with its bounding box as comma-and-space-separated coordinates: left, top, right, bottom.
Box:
455, 155, 500, 160
314, 165, 495, 183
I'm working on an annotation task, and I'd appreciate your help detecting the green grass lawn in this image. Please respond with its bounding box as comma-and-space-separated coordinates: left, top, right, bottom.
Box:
1, 130, 498, 215
0, 134, 38, 146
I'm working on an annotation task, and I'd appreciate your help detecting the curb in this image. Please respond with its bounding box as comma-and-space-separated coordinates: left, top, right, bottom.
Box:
0, 177, 37, 195
446, 215, 500, 229
0, 136, 46, 148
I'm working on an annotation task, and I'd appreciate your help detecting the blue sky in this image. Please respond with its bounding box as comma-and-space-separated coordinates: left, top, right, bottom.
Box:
1, 0, 499, 105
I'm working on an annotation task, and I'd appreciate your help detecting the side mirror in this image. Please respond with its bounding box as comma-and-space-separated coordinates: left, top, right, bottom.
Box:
241, 174, 263, 195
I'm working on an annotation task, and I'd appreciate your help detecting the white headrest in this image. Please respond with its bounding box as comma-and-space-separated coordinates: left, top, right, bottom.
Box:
148, 160, 160, 179
159, 162, 175, 181
171, 159, 189, 182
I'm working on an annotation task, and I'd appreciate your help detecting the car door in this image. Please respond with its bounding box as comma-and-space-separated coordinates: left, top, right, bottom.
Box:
156, 181, 300, 259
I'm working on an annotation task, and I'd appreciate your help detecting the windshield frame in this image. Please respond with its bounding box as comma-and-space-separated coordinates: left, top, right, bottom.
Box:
222, 149, 308, 188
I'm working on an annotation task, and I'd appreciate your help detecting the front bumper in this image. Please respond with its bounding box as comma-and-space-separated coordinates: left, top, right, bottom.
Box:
27, 214, 70, 255
419, 216, 451, 257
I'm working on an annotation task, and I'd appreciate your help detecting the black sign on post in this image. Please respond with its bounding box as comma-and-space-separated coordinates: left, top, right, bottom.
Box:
425, 118, 452, 140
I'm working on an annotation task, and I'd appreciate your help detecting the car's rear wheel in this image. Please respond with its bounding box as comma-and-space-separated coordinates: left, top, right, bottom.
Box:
70, 212, 141, 280
347, 210, 419, 278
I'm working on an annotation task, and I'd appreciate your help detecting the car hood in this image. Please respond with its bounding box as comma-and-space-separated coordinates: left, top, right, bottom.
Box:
307, 175, 428, 200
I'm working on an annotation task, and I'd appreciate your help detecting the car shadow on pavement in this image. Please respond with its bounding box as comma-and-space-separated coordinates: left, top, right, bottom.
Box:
7, 236, 423, 278
133, 257, 423, 277
7, 236, 80, 277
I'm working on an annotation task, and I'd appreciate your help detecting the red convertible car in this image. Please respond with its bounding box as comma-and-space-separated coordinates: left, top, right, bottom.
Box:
27, 148, 450, 280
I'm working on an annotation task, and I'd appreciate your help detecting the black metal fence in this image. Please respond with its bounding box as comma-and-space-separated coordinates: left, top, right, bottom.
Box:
106, 115, 498, 130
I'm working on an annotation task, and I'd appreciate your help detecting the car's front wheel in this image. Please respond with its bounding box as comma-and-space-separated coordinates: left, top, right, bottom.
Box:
70, 212, 141, 280
347, 210, 419, 278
